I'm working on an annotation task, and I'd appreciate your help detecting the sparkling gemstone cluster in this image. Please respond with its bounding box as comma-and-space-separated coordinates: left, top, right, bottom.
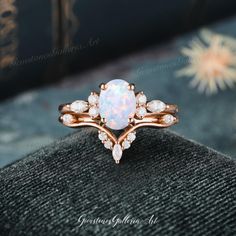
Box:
98, 131, 113, 150
122, 131, 136, 150
60, 79, 176, 163
147, 100, 174, 125
135, 92, 174, 125
63, 79, 174, 127
98, 130, 136, 163
63, 93, 100, 120
136, 92, 147, 118
88, 93, 99, 118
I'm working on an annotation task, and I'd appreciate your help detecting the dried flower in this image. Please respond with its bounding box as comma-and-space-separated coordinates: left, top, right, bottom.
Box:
176, 29, 236, 94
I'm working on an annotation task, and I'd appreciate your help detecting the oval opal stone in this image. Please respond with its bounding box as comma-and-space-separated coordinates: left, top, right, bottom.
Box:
99, 79, 136, 130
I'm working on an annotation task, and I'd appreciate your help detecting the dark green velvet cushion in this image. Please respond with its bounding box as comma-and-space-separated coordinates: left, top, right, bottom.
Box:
0, 128, 236, 235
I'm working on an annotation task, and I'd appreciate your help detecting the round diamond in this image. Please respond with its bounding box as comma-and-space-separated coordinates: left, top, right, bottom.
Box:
98, 132, 107, 141
122, 139, 131, 149
127, 132, 136, 142
104, 139, 112, 149
136, 93, 147, 105
99, 79, 136, 130
163, 114, 174, 124
62, 114, 74, 124
136, 107, 147, 118
88, 93, 99, 105
70, 100, 88, 113
89, 106, 99, 118
147, 100, 166, 113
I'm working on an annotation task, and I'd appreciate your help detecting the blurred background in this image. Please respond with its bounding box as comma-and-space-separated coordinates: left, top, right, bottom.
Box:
0, 0, 236, 167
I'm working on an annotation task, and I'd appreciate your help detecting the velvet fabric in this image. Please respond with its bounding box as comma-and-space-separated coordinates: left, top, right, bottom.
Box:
0, 128, 236, 235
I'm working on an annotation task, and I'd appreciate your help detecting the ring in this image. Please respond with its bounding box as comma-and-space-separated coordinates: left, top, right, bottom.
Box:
58, 79, 179, 164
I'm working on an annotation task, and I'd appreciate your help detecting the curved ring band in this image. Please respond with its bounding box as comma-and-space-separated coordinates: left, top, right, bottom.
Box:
58, 79, 179, 164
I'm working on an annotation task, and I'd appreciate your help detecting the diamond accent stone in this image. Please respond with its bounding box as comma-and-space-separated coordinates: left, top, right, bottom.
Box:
147, 100, 166, 113
89, 106, 99, 118
122, 139, 131, 149
136, 93, 147, 105
104, 139, 113, 149
112, 144, 123, 163
70, 100, 88, 113
163, 114, 174, 124
127, 132, 136, 142
98, 132, 107, 141
99, 79, 136, 130
62, 114, 74, 124
136, 106, 147, 118
88, 93, 99, 105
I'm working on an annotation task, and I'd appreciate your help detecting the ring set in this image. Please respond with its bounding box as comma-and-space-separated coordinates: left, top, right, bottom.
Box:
58, 79, 179, 164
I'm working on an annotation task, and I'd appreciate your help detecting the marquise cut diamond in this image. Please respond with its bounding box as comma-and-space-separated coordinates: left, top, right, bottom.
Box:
70, 100, 88, 113
112, 144, 123, 163
147, 100, 166, 113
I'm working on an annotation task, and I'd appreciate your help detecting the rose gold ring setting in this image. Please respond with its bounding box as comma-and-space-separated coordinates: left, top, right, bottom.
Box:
58, 79, 179, 164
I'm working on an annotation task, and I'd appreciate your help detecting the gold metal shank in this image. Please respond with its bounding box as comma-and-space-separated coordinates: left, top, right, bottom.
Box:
59, 110, 178, 145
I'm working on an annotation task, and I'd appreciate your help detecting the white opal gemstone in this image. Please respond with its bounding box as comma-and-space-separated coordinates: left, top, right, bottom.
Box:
112, 144, 123, 163
99, 79, 136, 130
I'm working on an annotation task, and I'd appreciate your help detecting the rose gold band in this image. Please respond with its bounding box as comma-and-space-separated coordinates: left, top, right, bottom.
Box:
59, 103, 178, 114
58, 104, 178, 145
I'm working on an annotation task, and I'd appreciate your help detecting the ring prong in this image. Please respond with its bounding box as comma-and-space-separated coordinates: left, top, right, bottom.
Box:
99, 83, 107, 90
101, 117, 106, 124
58, 116, 63, 123
128, 118, 134, 124
91, 91, 97, 95
128, 83, 135, 91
